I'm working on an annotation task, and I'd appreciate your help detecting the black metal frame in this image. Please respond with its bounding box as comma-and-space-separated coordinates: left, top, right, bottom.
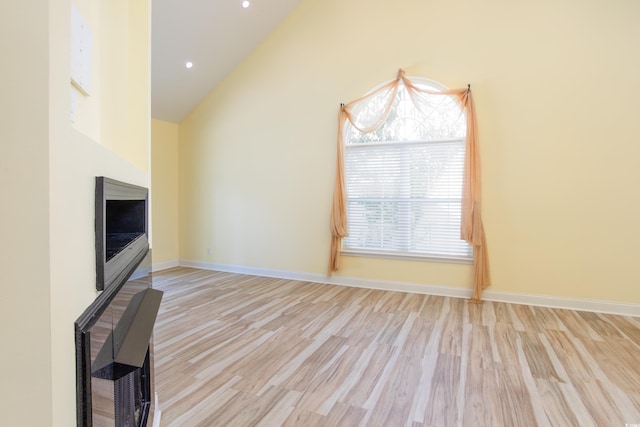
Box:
75, 249, 160, 427
75, 263, 130, 427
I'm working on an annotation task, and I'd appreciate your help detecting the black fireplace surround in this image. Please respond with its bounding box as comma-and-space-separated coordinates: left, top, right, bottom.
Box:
75, 177, 162, 427
95, 177, 149, 292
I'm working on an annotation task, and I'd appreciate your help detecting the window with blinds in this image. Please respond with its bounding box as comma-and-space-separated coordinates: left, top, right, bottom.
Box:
343, 79, 472, 261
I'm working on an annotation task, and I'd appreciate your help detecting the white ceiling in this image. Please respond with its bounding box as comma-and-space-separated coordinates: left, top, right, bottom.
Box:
151, 0, 301, 123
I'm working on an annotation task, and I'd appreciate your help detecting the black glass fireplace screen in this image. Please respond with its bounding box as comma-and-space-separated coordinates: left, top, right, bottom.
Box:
76, 248, 161, 426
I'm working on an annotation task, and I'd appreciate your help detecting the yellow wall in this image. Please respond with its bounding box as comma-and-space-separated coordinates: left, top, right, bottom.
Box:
71, 0, 150, 172
151, 119, 180, 265
0, 0, 151, 425
179, 0, 640, 304
0, 1, 53, 424
51, 1, 151, 425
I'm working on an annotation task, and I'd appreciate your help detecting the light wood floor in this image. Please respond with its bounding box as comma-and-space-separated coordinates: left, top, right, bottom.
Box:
152, 267, 640, 426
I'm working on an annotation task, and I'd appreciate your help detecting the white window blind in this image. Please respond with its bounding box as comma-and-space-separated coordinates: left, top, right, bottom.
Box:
343, 80, 472, 261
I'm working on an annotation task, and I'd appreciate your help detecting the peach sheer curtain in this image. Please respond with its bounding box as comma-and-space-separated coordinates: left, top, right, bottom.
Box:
329, 69, 490, 301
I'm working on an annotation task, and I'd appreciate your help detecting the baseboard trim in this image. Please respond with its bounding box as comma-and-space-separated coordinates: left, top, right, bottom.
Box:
152, 392, 161, 427
481, 289, 640, 317
152, 259, 180, 272
178, 259, 640, 317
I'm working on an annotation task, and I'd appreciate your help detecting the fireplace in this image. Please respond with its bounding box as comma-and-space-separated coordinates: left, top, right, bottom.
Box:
76, 178, 162, 427
95, 177, 149, 292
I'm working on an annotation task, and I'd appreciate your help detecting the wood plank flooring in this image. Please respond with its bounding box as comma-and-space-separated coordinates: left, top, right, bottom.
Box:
152, 267, 640, 426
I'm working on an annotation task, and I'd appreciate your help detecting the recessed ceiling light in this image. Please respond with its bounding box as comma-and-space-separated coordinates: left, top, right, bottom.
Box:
242, 1, 250, 8
185, 61, 193, 69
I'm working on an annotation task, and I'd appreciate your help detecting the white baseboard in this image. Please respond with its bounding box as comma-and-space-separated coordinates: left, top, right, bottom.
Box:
152, 392, 161, 427
480, 289, 640, 317
152, 259, 180, 272
178, 259, 640, 317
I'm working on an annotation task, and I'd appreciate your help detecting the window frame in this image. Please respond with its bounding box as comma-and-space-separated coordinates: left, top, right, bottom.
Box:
341, 77, 473, 264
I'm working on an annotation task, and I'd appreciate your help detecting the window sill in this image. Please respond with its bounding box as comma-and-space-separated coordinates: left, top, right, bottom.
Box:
341, 249, 473, 265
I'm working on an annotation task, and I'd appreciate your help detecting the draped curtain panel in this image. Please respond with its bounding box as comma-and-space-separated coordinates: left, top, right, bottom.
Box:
329, 69, 490, 302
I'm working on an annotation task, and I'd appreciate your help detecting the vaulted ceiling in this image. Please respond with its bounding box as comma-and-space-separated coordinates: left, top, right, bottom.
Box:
151, 0, 301, 123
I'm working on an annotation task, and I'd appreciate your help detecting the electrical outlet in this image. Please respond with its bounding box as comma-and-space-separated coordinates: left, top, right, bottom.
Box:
206, 247, 211, 255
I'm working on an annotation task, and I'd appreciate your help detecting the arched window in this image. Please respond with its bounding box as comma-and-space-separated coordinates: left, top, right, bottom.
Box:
342, 78, 472, 261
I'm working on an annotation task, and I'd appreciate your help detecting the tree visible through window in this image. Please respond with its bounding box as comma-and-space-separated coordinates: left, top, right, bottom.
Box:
342, 78, 472, 260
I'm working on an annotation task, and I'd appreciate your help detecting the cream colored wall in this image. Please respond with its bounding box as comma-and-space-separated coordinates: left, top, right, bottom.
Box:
0, 0, 150, 425
49, 1, 151, 426
127, 0, 151, 172
71, 0, 150, 173
179, 0, 640, 304
151, 119, 180, 265
0, 0, 53, 424
51, 1, 151, 424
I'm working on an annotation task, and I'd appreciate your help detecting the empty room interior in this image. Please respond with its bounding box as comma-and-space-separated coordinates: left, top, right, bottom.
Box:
2, 0, 640, 426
